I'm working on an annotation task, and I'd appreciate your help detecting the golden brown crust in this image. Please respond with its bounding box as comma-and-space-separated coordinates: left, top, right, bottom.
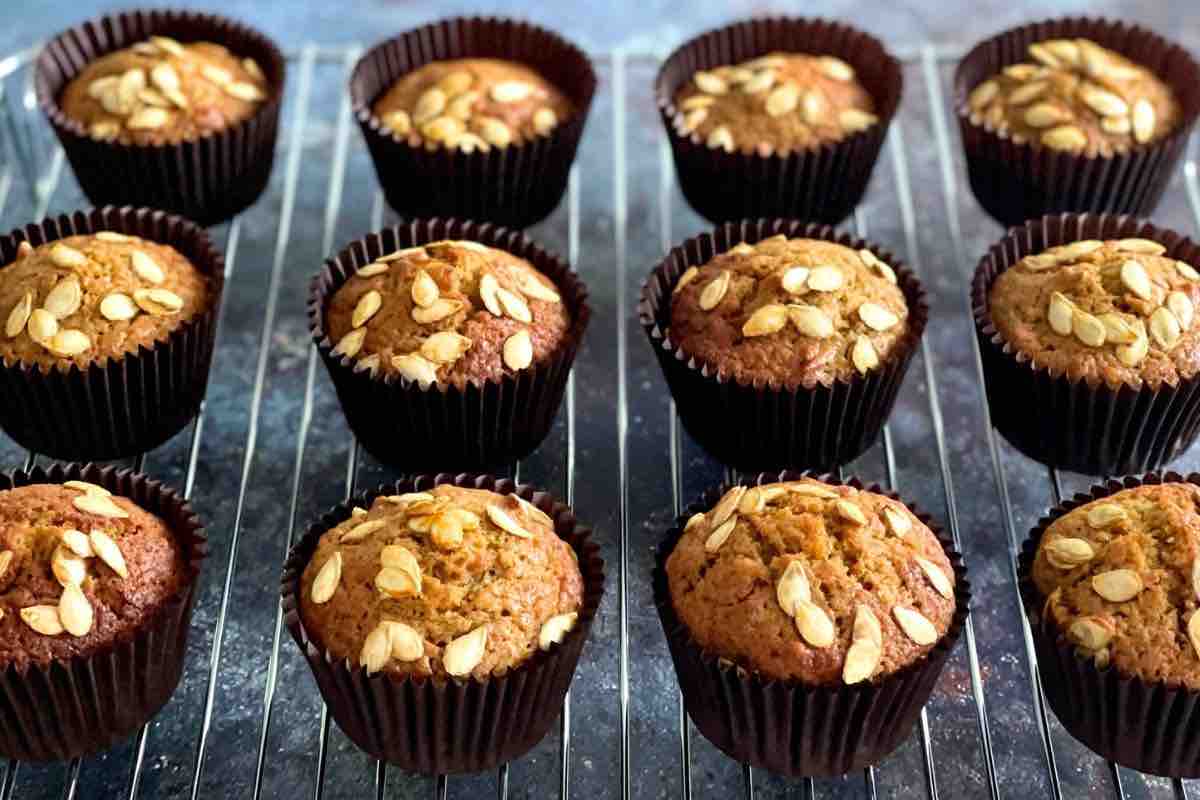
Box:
670, 52, 877, 156
60, 36, 269, 146
0, 483, 186, 670
668, 235, 908, 387
965, 38, 1180, 157
0, 233, 211, 371
371, 58, 573, 152
1033, 483, 1200, 689
666, 479, 956, 685
298, 485, 584, 680
325, 240, 571, 386
988, 238, 1200, 388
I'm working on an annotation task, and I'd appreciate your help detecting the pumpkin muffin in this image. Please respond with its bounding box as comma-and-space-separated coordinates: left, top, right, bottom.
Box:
371, 58, 572, 153
298, 484, 584, 680
1032, 482, 1200, 688
670, 51, 878, 156
58, 34, 269, 146
324, 239, 571, 386
965, 37, 1181, 157
0, 232, 211, 371
988, 237, 1200, 388
666, 477, 956, 685
669, 235, 908, 388
0, 481, 187, 670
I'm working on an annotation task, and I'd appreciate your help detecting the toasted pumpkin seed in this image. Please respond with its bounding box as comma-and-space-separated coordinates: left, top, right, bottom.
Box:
893, 606, 938, 645
539, 612, 578, 650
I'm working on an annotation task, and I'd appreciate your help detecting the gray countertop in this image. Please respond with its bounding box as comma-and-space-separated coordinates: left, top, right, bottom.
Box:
1, 2, 1199, 799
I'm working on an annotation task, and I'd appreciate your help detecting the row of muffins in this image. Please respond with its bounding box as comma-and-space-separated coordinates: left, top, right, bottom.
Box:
28, 12, 1200, 231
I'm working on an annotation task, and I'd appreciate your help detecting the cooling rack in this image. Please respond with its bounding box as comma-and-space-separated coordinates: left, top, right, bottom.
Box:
1, 39, 1200, 799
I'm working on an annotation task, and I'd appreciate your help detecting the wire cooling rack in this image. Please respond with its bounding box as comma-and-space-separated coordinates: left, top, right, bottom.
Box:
2, 39, 1200, 800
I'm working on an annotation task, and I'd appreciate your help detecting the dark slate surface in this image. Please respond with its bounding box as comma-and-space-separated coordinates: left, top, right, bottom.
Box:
0, 2, 1199, 799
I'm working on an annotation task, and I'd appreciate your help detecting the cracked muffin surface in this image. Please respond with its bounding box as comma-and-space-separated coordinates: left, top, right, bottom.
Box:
1033, 482, 1200, 689
670, 51, 877, 156
668, 235, 909, 388
299, 485, 583, 680
965, 37, 1180, 157
988, 237, 1200, 388
666, 478, 956, 685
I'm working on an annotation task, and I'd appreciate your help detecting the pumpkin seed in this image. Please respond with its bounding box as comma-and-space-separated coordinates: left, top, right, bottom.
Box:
703, 517, 736, 552
333, 327, 367, 358
360, 623, 392, 674
789, 305, 834, 338
1079, 83, 1128, 117
351, 290, 382, 328
100, 293, 138, 321
1086, 503, 1127, 528
1151, 306, 1182, 350
486, 504, 533, 539
693, 71, 727, 95
835, 499, 867, 526
1024, 103, 1071, 128
392, 353, 439, 385
420, 331, 472, 364
133, 287, 184, 315
1169, 291, 1194, 331
74, 494, 128, 520
1042, 125, 1088, 151
893, 606, 938, 645
1047, 292, 1075, 335
916, 557, 953, 599
674, 267, 699, 294
311, 552, 342, 604
883, 506, 911, 537
50, 244, 87, 269
533, 107, 558, 136
443, 625, 488, 676
20, 605, 62, 636
742, 304, 788, 337
776, 561, 812, 616
539, 612, 578, 650
806, 266, 843, 292
699, 271, 731, 310
968, 80, 998, 110
375, 566, 419, 598
411, 298, 463, 324
89, 530, 128, 576
490, 81, 533, 103
1069, 616, 1114, 649
1120, 259, 1153, 300
503, 330, 534, 370
384, 110, 411, 136
126, 107, 170, 130
1132, 99, 1155, 144
858, 302, 899, 331
794, 601, 836, 647
1008, 81, 1048, 106
495, 287, 532, 323
1072, 310, 1106, 347
838, 109, 878, 133
1091, 569, 1143, 602
131, 250, 166, 284
518, 275, 561, 303
1044, 537, 1095, 570
5, 292, 32, 338
387, 621, 425, 661
706, 125, 735, 152
851, 335, 879, 374
765, 83, 800, 117
710, 486, 746, 530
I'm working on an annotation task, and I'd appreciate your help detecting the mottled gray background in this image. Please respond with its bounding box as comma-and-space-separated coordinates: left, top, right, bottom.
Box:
1, 1, 1199, 799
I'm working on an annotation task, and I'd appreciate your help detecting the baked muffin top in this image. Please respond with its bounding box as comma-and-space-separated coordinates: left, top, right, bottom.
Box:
965, 37, 1181, 157
325, 239, 571, 386
298, 485, 584, 680
666, 479, 956, 685
668, 235, 909, 387
1033, 483, 1200, 689
372, 58, 573, 153
670, 52, 878, 157
0, 233, 211, 370
60, 35, 269, 146
988, 237, 1200, 388
0, 481, 187, 670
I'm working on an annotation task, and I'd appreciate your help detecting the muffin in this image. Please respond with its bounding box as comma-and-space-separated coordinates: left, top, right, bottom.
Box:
371, 58, 573, 153
657, 18, 901, 224
0, 207, 224, 461
0, 463, 206, 761
955, 19, 1200, 225
324, 239, 571, 387
641, 221, 927, 471
351, 18, 596, 227
282, 474, 604, 774
1021, 476, 1200, 776
973, 214, 1200, 474
656, 473, 968, 776
37, 10, 284, 225
310, 219, 589, 471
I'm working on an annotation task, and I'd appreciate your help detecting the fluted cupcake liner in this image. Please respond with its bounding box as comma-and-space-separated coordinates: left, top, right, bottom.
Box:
350, 17, 596, 229
972, 213, 1200, 475
954, 17, 1200, 227
656, 17, 902, 226
309, 218, 590, 471
0, 462, 207, 761
638, 219, 928, 472
281, 472, 604, 774
655, 470, 969, 777
36, 9, 285, 227
1019, 471, 1200, 777
0, 206, 225, 461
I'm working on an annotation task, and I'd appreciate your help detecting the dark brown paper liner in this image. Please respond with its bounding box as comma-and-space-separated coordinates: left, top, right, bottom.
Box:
656, 18, 902, 226
308, 218, 590, 471
35, 9, 286, 227
638, 219, 928, 472
1019, 472, 1200, 777
954, 17, 1200, 227
280, 473, 604, 775
971, 213, 1200, 475
655, 471, 970, 777
350, 17, 596, 229
0, 462, 207, 762
0, 206, 226, 461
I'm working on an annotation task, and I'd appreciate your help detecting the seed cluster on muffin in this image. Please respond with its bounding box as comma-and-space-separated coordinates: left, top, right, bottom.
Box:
325, 239, 570, 386
0, 481, 186, 669
371, 58, 572, 153
1033, 483, 1200, 688
666, 479, 955, 685
59, 34, 269, 146
668, 235, 907, 387
670, 52, 878, 156
988, 237, 1200, 387
298, 484, 583, 679
965, 37, 1180, 156
0, 232, 210, 369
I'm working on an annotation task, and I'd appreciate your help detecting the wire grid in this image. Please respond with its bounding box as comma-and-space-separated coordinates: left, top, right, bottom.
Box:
0, 40, 1197, 800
